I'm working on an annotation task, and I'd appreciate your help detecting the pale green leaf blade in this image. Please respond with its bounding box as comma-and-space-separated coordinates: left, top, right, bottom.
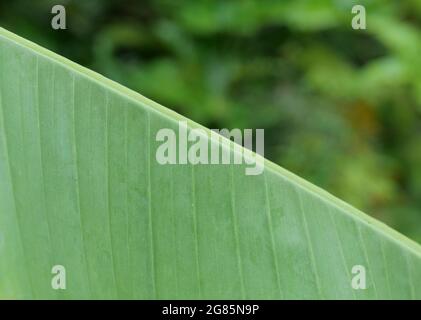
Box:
0, 27, 420, 300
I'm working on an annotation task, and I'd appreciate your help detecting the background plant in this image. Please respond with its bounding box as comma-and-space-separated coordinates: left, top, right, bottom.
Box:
1, 0, 421, 243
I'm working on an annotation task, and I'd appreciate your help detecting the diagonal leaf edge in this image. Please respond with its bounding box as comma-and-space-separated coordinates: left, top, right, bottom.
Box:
0, 26, 420, 299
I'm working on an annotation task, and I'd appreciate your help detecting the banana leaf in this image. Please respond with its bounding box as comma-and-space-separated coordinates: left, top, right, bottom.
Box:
0, 27, 420, 299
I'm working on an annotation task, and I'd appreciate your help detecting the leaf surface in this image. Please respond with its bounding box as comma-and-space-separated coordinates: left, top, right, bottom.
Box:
0, 27, 420, 299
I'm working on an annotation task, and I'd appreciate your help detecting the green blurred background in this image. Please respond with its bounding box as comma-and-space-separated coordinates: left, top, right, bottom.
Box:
1, 0, 421, 243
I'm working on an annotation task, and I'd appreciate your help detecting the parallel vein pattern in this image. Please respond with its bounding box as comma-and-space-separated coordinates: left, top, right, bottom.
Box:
1, 27, 421, 299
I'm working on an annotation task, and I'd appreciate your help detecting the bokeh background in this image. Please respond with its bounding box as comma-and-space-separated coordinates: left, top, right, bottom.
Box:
1, 0, 421, 243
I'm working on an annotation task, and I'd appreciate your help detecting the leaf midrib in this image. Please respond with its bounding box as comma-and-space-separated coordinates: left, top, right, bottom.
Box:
1, 26, 420, 261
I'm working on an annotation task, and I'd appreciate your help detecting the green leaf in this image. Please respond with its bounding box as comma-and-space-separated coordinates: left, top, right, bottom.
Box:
0, 27, 420, 300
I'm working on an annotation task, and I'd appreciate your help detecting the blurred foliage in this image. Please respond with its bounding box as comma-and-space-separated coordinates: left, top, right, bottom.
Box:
1, 0, 421, 242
